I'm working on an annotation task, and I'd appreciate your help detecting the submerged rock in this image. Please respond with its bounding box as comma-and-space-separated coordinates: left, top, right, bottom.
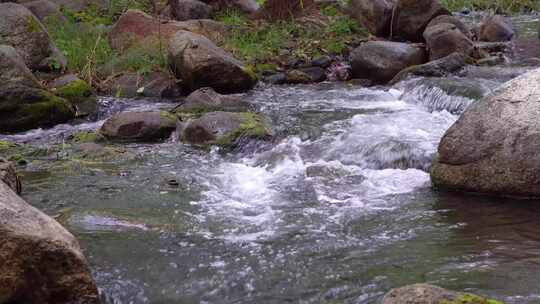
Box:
382, 284, 503, 304
478, 15, 515, 42
0, 2, 66, 71
179, 111, 272, 148
349, 0, 395, 37
390, 0, 450, 42
175, 87, 250, 113
351, 41, 427, 83
0, 45, 75, 133
99, 111, 178, 142
168, 30, 257, 93
0, 181, 99, 303
431, 68, 540, 198
50, 74, 97, 118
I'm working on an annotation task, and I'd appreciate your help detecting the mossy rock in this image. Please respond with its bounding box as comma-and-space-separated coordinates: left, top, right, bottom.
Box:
180, 111, 272, 149
51, 75, 97, 117
0, 86, 76, 133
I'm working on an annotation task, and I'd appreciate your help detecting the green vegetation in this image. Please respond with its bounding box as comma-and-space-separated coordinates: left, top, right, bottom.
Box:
440, 0, 539, 13
216, 6, 365, 68
45, 3, 166, 87
440, 293, 504, 304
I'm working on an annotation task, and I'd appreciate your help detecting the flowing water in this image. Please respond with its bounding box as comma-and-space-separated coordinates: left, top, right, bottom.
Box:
4, 63, 540, 303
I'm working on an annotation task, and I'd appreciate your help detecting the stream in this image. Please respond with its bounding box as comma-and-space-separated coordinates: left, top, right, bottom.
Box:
3, 16, 540, 304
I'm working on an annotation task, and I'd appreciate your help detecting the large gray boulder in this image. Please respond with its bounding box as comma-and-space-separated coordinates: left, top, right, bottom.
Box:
350, 41, 427, 83
431, 68, 540, 198
0, 181, 99, 303
424, 22, 474, 61
0, 2, 66, 71
390, 0, 450, 42
169, 0, 211, 21
99, 111, 178, 142
0, 45, 75, 133
478, 15, 515, 42
168, 30, 257, 93
382, 284, 502, 304
349, 0, 395, 37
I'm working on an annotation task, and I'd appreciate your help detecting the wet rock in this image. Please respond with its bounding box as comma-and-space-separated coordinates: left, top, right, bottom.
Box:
0, 181, 99, 304
108, 9, 226, 52
390, 0, 450, 42
99, 111, 178, 142
103, 72, 182, 98
22, 0, 65, 23
382, 284, 502, 304
179, 111, 271, 148
50, 74, 97, 118
477, 54, 506, 66
350, 41, 427, 83
427, 15, 471, 38
0, 45, 75, 133
0, 159, 21, 194
475, 41, 512, 54
169, 0, 211, 21
0, 3, 66, 71
349, 0, 395, 37
174, 87, 250, 113
391, 52, 471, 84
263, 73, 287, 85
168, 30, 257, 93
311, 55, 332, 68
424, 22, 474, 61
479, 15, 515, 42
285, 67, 327, 84
431, 68, 540, 198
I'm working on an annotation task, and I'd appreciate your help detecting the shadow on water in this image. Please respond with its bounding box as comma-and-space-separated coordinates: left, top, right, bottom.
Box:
428, 192, 540, 303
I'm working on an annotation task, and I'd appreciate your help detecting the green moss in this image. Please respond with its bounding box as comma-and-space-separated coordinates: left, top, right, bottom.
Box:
0, 140, 17, 150
0, 92, 74, 133
440, 294, 504, 304
70, 131, 103, 143
243, 65, 259, 81
215, 112, 271, 148
27, 15, 42, 33
55, 79, 93, 100
160, 111, 178, 123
